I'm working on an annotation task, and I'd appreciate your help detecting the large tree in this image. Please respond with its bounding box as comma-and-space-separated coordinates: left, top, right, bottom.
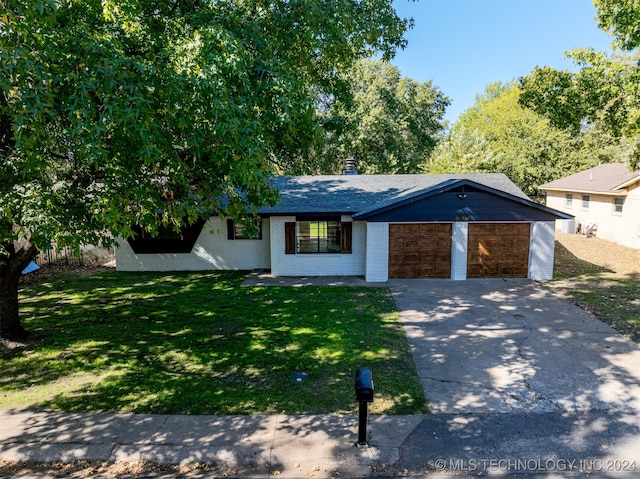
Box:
433, 82, 629, 196
424, 126, 500, 175
0, 0, 409, 340
295, 59, 449, 175
519, 0, 640, 164
519, 49, 640, 140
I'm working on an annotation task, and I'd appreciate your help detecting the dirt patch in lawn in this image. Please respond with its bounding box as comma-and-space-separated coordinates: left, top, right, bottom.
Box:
546, 232, 640, 342
553, 232, 640, 276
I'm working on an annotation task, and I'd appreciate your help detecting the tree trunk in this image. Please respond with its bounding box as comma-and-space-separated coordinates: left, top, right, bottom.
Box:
0, 242, 37, 341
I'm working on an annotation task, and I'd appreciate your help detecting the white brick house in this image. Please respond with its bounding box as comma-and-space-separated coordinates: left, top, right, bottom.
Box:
116, 174, 571, 281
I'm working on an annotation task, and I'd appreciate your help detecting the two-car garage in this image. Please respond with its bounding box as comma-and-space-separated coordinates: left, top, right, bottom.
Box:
352, 177, 569, 282
388, 222, 531, 279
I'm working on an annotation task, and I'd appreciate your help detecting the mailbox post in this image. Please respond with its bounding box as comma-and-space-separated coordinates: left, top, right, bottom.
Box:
355, 368, 374, 445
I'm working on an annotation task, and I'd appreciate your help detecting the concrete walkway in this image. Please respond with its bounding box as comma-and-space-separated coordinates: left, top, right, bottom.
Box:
0, 412, 419, 478
241, 271, 388, 288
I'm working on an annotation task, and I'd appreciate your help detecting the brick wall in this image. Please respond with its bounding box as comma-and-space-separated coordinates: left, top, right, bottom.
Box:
365, 222, 389, 282
529, 221, 555, 280
115, 217, 270, 271
269, 216, 366, 276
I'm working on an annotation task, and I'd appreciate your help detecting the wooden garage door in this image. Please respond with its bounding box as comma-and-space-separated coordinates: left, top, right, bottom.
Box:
389, 223, 452, 278
467, 223, 530, 278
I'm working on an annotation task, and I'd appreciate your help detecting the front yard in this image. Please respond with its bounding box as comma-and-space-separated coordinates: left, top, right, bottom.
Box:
2, 270, 427, 415
3, 232, 638, 416
547, 232, 640, 341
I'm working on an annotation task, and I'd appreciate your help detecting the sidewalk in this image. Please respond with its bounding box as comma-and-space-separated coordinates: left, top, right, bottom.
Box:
3, 409, 640, 478
0, 411, 420, 478
241, 271, 388, 288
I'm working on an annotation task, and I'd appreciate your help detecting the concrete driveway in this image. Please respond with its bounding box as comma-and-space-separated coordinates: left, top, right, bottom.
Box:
389, 278, 640, 415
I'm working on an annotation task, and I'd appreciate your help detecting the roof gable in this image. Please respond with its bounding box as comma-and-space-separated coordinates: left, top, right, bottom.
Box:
353, 179, 572, 222
540, 163, 640, 194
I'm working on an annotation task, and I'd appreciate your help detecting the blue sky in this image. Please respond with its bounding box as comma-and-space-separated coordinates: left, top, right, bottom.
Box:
391, 0, 614, 123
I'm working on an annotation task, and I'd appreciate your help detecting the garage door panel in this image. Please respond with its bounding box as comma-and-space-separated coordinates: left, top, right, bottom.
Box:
468, 223, 530, 278
389, 223, 452, 279
434, 265, 452, 277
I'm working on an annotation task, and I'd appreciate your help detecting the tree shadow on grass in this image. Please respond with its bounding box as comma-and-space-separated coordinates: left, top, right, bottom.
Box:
552, 240, 613, 279
548, 241, 640, 342
6, 270, 426, 416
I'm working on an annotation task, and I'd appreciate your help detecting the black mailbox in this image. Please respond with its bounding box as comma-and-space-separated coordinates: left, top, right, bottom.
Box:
355, 368, 374, 403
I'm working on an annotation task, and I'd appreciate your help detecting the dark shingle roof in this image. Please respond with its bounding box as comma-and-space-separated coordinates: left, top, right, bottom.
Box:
540, 163, 640, 194
259, 173, 529, 216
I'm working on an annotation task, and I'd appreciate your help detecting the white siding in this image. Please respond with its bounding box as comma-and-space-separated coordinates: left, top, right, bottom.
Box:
269, 216, 366, 276
546, 185, 640, 249
365, 222, 389, 282
529, 221, 555, 280
451, 221, 468, 280
115, 217, 270, 272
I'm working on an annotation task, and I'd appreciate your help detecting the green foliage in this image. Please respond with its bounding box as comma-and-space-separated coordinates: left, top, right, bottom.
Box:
0, 0, 409, 338
595, 0, 640, 51
428, 83, 631, 197
463, 83, 561, 195
1, 0, 408, 253
519, 0, 640, 166
424, 126, 500, 174
5, 271, 427, 415
519, 50, 640, 139
297, 59, 449, 175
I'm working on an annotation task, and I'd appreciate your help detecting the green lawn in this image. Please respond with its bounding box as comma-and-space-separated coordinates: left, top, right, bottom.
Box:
3, 270, 427, 415
549, 241, 640, 342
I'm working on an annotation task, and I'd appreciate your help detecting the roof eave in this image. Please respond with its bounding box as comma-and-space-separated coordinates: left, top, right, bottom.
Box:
612, 175, 640, 191
258, 210, 357, 218
540, 186, 628, 196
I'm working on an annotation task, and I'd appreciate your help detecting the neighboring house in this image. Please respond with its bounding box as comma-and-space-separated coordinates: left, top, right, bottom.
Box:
540, 163, 640, 249
116, 174, 571, 282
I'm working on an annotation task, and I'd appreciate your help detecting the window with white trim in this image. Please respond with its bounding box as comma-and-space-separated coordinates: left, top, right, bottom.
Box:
565, 193, 573, 208
613, 197, 624, 214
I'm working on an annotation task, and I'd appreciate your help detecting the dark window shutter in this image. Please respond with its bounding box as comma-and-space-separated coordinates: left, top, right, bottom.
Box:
227, 219, 235, 240
341, 222, 352, 254
285, 222, 296, 254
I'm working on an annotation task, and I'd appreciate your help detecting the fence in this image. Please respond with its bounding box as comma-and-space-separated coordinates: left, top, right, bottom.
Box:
33, 245, 113, 268
33, 247, 84, 268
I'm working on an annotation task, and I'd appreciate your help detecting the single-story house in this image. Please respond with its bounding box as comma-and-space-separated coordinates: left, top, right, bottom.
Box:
540, 163, 640, 249
115, 173, 572, 282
